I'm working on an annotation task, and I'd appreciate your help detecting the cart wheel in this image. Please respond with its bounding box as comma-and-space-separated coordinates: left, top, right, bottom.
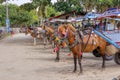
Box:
114, 52, 120, 65
92, 49, 101, 57
105, 54, 113, 61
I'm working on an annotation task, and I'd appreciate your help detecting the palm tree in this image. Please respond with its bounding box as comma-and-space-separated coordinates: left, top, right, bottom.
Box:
32, 0, 51, 18
31, 0, 51, 25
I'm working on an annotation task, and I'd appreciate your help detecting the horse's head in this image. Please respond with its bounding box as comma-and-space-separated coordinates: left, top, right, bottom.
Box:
58, 23, 76, 39
58, 24, 67, 38
25, 27, 32, 35
42, 25, 54, 37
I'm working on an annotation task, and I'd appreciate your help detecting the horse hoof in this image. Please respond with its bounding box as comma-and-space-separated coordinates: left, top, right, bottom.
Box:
102, 65, 105, 68
101, 67, 105, 71
55, 59, 59, 62
78, 72, 83, 75
73, 70, 77, 73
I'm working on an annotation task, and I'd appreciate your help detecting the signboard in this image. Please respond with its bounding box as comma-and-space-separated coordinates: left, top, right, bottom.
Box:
6, 19, 10, 32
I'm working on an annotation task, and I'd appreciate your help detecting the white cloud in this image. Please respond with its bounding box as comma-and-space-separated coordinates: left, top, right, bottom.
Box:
7, 0, 32, 6
5, 0, 57, 6
51, 0, 57, 4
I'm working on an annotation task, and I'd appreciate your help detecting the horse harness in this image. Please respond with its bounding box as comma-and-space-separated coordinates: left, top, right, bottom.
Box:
68, 27, 93, 52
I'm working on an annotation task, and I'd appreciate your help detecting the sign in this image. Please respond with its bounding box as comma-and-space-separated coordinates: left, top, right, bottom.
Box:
6, 19, 10, 32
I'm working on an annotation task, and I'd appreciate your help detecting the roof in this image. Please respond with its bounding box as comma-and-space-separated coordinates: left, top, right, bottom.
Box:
83, 12, 101, 19
97, 8, 120, 20
48, 11, 86, 21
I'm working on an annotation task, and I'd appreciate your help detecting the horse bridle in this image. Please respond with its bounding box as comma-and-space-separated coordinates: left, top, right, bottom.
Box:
59, 27, 80, 49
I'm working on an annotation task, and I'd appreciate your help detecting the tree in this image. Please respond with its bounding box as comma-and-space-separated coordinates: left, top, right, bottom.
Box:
54, 1, 69, 13
53, 0, 83, 13
0, 0, 4, 4
45, 5, 56, 18
9, 4, 19, 26
20, 3, 36, 11
0, 4, 34, 27
32, 0, 51, 18
28, 10, 39, 26
0, 5, 6, 26
79, 0, 120, 13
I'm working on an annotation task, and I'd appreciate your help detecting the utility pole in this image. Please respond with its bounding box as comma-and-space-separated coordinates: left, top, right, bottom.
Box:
6, 0, 10, 33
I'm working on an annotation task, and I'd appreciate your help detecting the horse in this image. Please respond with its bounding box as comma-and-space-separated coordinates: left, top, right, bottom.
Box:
58, 23, 107, 73
53, 35, 67, 61
41, 25, 57, 48
41, 24, 68, 61
25, 27, 43, 46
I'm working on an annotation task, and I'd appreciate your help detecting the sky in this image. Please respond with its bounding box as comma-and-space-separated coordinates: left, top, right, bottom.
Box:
7, 0, 57, 6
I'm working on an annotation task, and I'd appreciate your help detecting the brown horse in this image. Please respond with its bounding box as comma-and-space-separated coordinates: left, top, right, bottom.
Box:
41, 25, 68, 61
58, 23, 107, 73
41, 25, 55, 48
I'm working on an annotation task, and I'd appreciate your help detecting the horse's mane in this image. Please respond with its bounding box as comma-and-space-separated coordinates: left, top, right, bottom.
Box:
46, 27, 54, 33
58, 24, 65, 32
67, 23, 76, 32
58, 23, 76, 33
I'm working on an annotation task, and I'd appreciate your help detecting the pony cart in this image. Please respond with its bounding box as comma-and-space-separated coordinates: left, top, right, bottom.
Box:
94, 17, 120, 64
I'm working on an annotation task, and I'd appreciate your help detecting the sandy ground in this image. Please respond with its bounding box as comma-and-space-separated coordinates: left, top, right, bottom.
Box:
0, 33, 120, 80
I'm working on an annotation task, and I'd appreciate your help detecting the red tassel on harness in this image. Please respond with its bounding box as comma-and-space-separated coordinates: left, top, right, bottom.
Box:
80, 52, 83, 56
53, 47, 59, 52
67, 53, 71, 56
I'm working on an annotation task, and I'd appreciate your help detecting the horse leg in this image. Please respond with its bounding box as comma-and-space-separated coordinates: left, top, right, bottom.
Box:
102, 54, 105, 68
78, 55, 83, 73
33, 38, 36, 46
43, 37, 47, 48
73, 55, 77, 72
55, 49, 60, 62
52, 41, 55, 49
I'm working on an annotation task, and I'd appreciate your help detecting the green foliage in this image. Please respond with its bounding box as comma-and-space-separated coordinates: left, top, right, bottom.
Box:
54, 1, 68, 13
9, 4, 19, 26
32, 0, 52, 17
45, 5, 56, 18
0, 0, 4, 3
55, 11, 64, 16
0, 5, 6, 26
20, 3, 36, 11
53, 0, 83, 13
79, 0, 120, 12
29, 10, 39, 25
0, 4, 38, 27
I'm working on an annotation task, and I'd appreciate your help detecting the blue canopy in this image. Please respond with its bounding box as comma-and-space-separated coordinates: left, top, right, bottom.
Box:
83, 12, 100, 19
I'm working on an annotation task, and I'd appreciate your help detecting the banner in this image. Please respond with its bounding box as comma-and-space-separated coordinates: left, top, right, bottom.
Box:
6, 19, 10, 32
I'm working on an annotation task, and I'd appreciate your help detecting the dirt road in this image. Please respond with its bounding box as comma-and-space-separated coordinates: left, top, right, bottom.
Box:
0, 33, 120, 80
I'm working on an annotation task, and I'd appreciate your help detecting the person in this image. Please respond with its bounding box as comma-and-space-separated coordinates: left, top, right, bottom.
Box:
98, 20, 103, 31
103, 19, 107, 31
94, 20, 100, 30
81, 19, 86, 28
85, 18, 92, 28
